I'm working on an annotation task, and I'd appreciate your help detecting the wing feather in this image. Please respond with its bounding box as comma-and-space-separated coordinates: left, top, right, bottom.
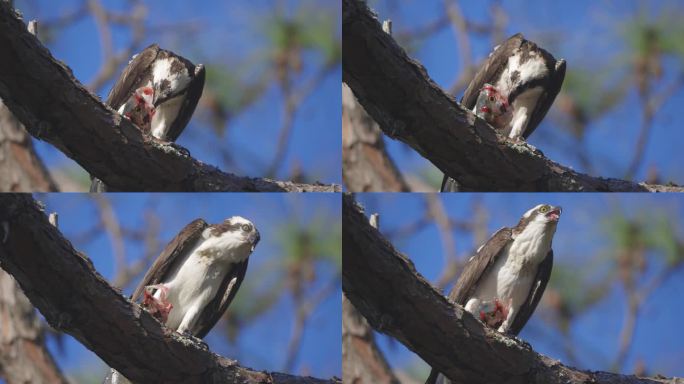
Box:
164, 64, 205, 142
460, 33, 524, 109
106, 44, 160, 108
448, 228, 512, 305
521, 60, 566, 139
131, 218, 207, 302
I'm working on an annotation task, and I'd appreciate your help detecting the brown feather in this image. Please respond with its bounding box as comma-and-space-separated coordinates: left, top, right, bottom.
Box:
131, 218, 207, 302
106, 44, 160, 109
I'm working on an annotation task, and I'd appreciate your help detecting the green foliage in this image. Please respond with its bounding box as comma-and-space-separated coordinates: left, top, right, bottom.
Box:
204, 64, 268, 119
562, 68, 627, 122
603, 208, 683, 266
549, 261, 614, 327
276, 211, 342, 271
622, 5, 684, 66
262, 3, 341, 67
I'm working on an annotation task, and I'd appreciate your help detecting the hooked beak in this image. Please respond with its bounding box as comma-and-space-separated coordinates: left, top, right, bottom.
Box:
249, 230, 261, 252
152, 85, 165, 107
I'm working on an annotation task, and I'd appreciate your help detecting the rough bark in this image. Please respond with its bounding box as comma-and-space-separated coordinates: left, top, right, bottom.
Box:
0, 95, 58, 193
0, 194, 340, 384
342, 0, 683, 192
342, 193, 681, 384
342, 84, 409, 192
342, 295, 399, 384
0, 269, 68, 384
0, 3, 338, 192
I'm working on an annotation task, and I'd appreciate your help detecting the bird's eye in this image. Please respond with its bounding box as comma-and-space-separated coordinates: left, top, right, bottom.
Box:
489, 96, 495, 102
539, 205, 550, 213
241, 224, 252, 232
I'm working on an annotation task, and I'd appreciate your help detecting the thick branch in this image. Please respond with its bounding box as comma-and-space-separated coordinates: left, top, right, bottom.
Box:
0, 3, 338, 192
0, 194, 339, 384
341, 0, 682, 192
342, 193, 679, 384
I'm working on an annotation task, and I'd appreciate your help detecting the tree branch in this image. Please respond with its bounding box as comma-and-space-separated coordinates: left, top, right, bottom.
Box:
0, 3, 338, 192
341, 193, 680, 384
341, 0, 683, 192
0, 194, 339, 384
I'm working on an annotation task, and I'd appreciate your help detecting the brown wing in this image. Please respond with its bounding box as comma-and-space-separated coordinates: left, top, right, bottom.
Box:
427, 228, 513, 384
105, 44, 160, 108
460, 33, 524, 109
521, 60, 566, 139
131, 218, 207, 302
164, 64, 205, 142
507, 249, 553, 335
448, 228, 513, 305
191, 258, 249, 338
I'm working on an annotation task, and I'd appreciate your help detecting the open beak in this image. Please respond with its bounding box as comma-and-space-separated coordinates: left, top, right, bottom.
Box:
546, 206, 562, 222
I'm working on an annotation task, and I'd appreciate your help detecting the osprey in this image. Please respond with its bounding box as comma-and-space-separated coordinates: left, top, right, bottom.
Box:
104, 216, 260, 384
426, 204, 561, 384
441, 33, 566, 192
90, 44, 206, 192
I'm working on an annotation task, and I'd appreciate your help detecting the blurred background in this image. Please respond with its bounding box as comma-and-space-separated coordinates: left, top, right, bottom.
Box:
9, 0, 341, 191
344, 0, 684, 191
355, 193, 684, 382
2, 193, 341, 383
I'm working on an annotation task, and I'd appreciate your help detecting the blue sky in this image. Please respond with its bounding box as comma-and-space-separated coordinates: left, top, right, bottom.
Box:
356, 193, 684, 379
14, 0, 341, 190
31, 193, 341, 382
369, 0, 684, 189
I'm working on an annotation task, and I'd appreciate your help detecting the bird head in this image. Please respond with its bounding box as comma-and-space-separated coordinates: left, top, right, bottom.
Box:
150, 57, 194, 107
206, 216, 261, 253
522, 204, 563, 224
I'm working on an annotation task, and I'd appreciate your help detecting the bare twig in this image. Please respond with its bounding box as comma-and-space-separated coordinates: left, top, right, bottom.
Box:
267, 64, 337, 178
284, 277, 340, 372
625, 73, 684, 179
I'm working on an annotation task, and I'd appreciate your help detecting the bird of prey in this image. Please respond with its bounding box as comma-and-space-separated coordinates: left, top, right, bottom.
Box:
441, 33, 566, 192
426, 204, 561, 384
90, 44, 206, 192
104, 216, 260, 384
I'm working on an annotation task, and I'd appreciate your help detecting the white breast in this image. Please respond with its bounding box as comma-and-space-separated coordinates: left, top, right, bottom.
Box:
493, 49, 550, 138
155, 235, 248, 331
469, 221, 553, 315
150, 94, 185, 140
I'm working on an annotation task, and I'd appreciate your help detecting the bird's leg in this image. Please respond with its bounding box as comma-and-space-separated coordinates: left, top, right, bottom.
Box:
175, 304, 209, 348
176, 303, 201, 335
142, 284, 173, 323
